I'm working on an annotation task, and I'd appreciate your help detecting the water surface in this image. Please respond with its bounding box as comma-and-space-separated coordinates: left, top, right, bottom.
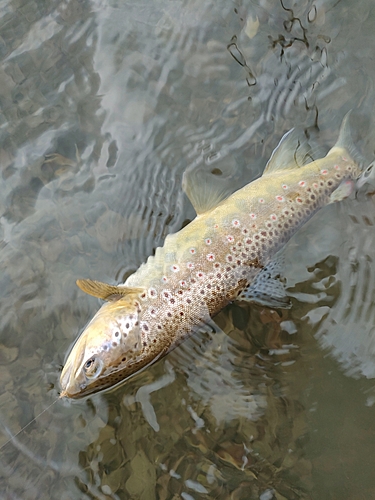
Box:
1, 0, 375, 498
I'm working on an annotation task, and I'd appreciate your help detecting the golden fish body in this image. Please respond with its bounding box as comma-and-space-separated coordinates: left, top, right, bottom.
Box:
60, 119, 362, 398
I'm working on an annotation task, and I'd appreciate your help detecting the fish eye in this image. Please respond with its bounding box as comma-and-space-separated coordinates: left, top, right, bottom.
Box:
83, 357, 103, 379
85, 358, 93, 369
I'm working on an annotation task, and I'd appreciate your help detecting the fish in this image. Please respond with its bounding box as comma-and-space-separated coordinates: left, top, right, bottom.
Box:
60, 115, 363, 399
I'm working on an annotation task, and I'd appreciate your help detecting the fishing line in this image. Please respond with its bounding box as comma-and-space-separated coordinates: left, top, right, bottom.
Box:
0, 397, 59, 453
0, 396, 111, 500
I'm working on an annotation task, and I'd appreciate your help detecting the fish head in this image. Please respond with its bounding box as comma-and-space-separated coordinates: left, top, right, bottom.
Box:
60, 281, 146, 399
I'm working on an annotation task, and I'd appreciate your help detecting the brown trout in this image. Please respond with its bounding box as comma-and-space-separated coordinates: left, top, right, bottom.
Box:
60, 116, 363, 398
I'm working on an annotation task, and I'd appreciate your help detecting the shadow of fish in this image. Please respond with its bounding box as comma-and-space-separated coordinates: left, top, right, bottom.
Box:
60, 114, 364, 398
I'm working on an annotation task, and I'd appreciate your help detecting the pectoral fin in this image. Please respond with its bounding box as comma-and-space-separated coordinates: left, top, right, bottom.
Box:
237, 258, 291, 309
76, 279, 144, 301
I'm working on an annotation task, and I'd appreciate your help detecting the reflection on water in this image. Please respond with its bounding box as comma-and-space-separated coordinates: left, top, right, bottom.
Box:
1, 0, 375, 498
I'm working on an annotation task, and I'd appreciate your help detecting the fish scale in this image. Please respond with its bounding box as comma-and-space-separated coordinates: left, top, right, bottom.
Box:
60, 117, 363, 398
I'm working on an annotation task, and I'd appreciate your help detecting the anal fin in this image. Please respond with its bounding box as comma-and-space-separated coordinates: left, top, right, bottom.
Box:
182, 167, 234, 215
263, 128, 315, 175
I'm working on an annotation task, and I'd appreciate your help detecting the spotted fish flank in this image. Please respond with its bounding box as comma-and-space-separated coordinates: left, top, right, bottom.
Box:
60, 115, 364, 399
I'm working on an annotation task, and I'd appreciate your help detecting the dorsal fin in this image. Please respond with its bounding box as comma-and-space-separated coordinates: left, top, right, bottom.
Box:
263, 128, 314, 174
182, 168, 234, 215
76, 279, 144, 301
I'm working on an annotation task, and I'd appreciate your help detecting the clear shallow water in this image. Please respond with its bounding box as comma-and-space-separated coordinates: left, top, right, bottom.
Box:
1, 0, 375, 498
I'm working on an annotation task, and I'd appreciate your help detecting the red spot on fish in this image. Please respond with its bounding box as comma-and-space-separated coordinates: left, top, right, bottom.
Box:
276, 195, 284, 202
334, 165, 340, 170
190, 247, 196, 254
205, 238, 212, 245
321, 169, 328, 175
187, 262, 194, 269
299, 181, 306, 187
282, 184, 288, 189
259, 198, 265, 203
207, 253, 215, 261
227, 235, 234, 242
270, 214, 277, 221
250, 213, 256, 219
296, 197, 303, 204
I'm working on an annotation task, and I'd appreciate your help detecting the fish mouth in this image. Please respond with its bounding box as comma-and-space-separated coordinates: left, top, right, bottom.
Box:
59, 368, 88, 399
60, 326, 91, 398
60, 351, 87, 399
60, 363, 72, 394
59, 385, 87, 399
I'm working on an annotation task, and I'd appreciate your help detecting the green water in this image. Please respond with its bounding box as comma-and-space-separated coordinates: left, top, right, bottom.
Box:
1, 0, 375, 498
